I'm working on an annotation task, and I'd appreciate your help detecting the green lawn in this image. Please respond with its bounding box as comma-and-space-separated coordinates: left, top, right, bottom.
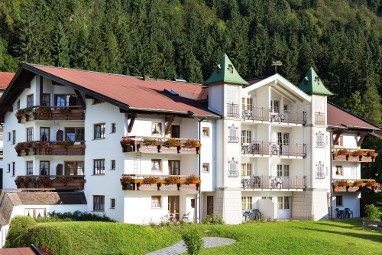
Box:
6, 218, 382, 255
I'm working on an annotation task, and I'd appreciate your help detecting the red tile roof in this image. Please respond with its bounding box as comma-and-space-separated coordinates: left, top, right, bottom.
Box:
327, 102, 379, 130
30, 65, 216, 117
0, 72, 14, 90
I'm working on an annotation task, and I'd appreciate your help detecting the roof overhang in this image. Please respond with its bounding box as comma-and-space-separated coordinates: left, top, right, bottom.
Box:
243, 74, 311, 103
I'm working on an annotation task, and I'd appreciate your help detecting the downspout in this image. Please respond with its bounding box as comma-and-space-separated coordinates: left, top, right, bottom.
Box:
329, 129, 333, 219
197, 117, 205, 223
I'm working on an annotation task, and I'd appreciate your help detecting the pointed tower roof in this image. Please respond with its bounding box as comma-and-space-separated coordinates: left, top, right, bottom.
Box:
204, 53, 248, 86
298, 67, 333, 96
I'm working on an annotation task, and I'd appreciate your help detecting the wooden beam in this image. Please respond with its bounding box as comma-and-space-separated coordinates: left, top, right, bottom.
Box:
19, 81, 31, 89
333, 130, 342, 145
74, 90, 86, 110
127, 113, 137, 133
165, 116, 175, 135
357, 132, 367, 147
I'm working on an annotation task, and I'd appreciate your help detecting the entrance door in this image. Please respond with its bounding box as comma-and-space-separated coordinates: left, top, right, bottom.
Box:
168, 196, 180, 221
207, 196, 214, 216
168, 160, 180, 175
171, 125, 180, 138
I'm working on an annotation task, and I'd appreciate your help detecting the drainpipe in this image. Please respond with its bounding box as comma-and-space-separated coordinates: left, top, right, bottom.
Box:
197, 117, 205, 223
329, 129, 333, 219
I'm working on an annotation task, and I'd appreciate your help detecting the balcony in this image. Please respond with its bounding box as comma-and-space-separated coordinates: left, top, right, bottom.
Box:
15, 141, 85, 156
15, 175, 85, 191
332, 149, 378, 163
120, 137, 200, 155
242, 142, 306, 157
120, 174, 201, 191
332, 179, 379, 192
227, 103, 240, 118
15, 106, 85, 123
242, 107, 306, 125
241, 175, 305, 190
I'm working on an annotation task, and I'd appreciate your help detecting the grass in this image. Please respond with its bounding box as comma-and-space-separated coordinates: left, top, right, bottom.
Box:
6, 218, 382, 255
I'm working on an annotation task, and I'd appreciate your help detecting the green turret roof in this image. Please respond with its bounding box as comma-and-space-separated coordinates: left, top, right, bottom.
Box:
204, 53, 248, 86
299, 67, 333, 96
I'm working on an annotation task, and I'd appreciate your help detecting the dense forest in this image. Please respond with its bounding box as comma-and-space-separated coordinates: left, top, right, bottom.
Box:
1, 0, 382, 178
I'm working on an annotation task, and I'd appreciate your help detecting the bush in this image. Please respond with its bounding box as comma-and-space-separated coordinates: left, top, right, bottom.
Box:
202, 215, 224, 225
37, 210, 115, 222
364, 204, 382, 221
5, 216, 37, 247
182, 227, 203, 255
19, 225, 73, 255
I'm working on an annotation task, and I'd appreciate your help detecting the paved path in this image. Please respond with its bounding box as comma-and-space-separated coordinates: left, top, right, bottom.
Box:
146, 237, 236, 255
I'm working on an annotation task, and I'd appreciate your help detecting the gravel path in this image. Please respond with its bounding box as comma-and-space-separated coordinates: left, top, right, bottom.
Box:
146, 237, 236, 255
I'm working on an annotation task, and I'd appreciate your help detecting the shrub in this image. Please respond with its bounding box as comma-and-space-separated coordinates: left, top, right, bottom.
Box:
202, 215, 224, 225
364, 204, 382, 221
42, 210, 115, 222
20, 225, 73, 255
5, 216, 37, 248
182, 227, 203, 255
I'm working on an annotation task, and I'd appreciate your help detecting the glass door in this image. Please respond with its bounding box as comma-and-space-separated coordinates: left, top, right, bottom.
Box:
168, 196, 180, 221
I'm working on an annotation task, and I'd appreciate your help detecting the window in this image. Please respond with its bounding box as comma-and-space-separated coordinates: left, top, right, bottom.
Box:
241, 130, 252, 144
151, 159, 162, 172
277, 196, 291, 209
65, 127, 84, 141
94, 123, 105, 139
228, 124, 239, 143
276, 165, 289, 177
7, 132, 11, 142
151, 196, 161, 208
110, 198, 115, 209
242, 196, 252, 210
12, 162, 15, 176
42, 94, 50, 106
93, 195, 105, 211
94, 159, 105, 175
335, 165, 343, 176
168, 160, 180, 175
316, 161, 325, 179
55, 94, 76, 106
26, 127, 33, 142
26, 161, 33, 175
12, 130, 16, 145
27, 94, 34, 107
191, 199, 195, 209
151, 122, 162, 135
39, 127, 50, 141
202, 163, 209, 173
242, 97, 253, 111
16, 100, 20, 110
336, 196, 343, 206
271, 100, 280, 113
7, 163, 10, 173
316, 131, 325, 148
241, 163, 252, 176
111, 123, 116, 133
202, 127, 210, 137
228, 157, 238, 177
64, 161, 84, 175
261, 196, 272, 200
40, 161, 49, 175
111, 160, 116, 170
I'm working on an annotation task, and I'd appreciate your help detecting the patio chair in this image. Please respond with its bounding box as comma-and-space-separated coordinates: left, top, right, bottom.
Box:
252, 176, 261, 188
344, 208, 353, 218
252, 209, 262, 220
335, 208, 344, 218
275, 177, 283, 188
182, 212, 190, 222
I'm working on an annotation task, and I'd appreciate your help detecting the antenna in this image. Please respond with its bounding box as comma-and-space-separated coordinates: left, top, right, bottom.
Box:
272, 60, 282, 74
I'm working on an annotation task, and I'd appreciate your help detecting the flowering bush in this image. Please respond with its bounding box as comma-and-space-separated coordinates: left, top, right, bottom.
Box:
367, 150, 376, 157
338, 149, 348, 155
351, 150, 363, 157
121, 175, 133, 183
165, 176, 178, 185
120, 137, 134, 145
142, 177, 158, 185
15, 142, 25, 152
163, 138, 180, 147
185, 174, 199, 185
143, 138, 158, 146
337, 180, 349, 187
354, 179, 364, 187
184, 139, 201, 148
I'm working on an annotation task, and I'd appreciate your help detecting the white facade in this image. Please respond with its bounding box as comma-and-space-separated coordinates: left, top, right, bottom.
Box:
0, 64, 378, 228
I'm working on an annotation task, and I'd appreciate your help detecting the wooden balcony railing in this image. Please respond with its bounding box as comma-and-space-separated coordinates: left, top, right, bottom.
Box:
241, 175, 305, 189
120, 174, 200, 191
120, 137, 200, 155
332, 148, 378, 163
15, 141, 85, 156
15, 106, 85, 122
15, 175, 85, 191
332, 179, 379, 192
242, 107, 306, 125
227, 103, 240, 118
241, 141, 306, 157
